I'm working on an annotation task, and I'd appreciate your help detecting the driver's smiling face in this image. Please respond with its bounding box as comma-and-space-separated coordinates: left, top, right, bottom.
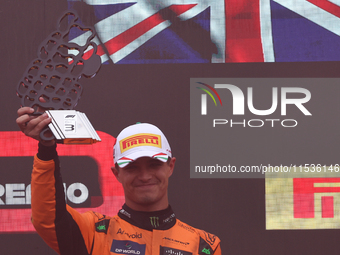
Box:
112, 156, 176, 211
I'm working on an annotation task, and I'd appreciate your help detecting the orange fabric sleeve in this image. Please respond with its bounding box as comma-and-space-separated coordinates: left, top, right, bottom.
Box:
31, 155, 60, 253
31, 154, 96, 254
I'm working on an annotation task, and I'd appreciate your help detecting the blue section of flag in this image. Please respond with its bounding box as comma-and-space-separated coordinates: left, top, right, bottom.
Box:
92, 3, 136, 22
68, 2, 135, 23
271, 1, 340, 62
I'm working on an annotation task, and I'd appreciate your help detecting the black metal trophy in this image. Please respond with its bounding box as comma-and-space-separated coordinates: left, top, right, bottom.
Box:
16, 11, 102, 144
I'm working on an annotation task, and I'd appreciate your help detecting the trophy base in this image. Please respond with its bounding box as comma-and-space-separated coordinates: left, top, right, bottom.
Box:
45, 110, 101, 144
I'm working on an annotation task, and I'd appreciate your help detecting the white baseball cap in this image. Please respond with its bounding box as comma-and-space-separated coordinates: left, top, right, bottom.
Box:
114, 123, 172, 168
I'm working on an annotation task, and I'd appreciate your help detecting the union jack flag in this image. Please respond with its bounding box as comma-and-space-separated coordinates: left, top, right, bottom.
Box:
68, 0, 340, 63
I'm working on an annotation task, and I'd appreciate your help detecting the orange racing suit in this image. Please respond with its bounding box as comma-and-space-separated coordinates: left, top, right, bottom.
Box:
31, 143, 221, 255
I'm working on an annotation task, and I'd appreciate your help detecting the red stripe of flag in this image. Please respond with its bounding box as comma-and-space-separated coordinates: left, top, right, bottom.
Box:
322, 196, 334, 218
308, 0, 340, 19
225, 0, 264, 62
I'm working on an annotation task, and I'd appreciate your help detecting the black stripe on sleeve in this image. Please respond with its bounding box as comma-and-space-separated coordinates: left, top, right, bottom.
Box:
53, 153, 90, 255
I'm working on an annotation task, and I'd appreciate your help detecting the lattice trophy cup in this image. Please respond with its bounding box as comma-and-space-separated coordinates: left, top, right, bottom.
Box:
17, 11, 102, 144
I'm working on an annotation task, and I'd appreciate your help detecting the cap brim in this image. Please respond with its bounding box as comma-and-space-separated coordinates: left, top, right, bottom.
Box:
116, 151, 169, 168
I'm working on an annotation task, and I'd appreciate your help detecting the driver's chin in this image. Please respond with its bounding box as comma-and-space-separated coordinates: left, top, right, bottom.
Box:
136, 194, 157, 205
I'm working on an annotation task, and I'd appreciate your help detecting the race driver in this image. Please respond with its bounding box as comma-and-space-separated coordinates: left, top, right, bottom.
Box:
16, 106, 221, 255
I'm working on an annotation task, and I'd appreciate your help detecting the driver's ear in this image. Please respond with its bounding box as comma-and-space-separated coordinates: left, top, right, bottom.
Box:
111, 166, 121, 183
168, 157, 176, 177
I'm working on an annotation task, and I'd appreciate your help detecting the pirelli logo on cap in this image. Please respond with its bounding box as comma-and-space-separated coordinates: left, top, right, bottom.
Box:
120, 134, 162, 153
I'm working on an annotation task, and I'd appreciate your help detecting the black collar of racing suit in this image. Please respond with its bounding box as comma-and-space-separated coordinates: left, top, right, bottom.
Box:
118, 203, 177, 231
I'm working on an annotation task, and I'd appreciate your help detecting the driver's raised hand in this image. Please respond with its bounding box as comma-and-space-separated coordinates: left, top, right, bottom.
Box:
16, 106, 55, 146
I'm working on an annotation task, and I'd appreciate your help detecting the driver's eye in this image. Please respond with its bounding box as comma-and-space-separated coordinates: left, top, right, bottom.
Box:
124, 164, 138, 171
149, 161, 162, 168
